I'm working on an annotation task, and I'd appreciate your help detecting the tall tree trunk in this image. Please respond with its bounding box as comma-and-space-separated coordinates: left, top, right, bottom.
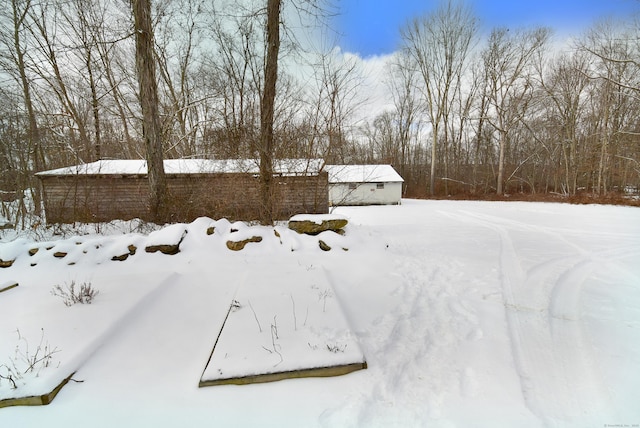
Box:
497, 127, 508, 195
473, 94, 487, 194
11, 0, 42, 216
430, 124, 437, 195
259, 0, 280, 224
597, 81, 612, 195
133, 0, 167, 221
87, 48, 101, 160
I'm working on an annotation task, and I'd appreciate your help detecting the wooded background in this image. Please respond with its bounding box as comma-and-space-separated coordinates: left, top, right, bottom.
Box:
1, 0, 639, 226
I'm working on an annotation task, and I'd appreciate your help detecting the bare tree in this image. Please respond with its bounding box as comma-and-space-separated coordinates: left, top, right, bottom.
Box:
482, 27, 549, 195
0, 0, 43, 217
400, 0, 478, 195
93, 1, 138, 158
579, 19, 640, 194
59, 0, 108, 161
154, 0, 207, 157
206, 5, 263, 158
469, 57, 492, 193
387, 50, 423, 179
538, 51, 592, 195
304, 46, 364, 164
133, 0, 167, 221
253, 0, 328, 223
257, 0, 281, 224
27, 0, 94, 161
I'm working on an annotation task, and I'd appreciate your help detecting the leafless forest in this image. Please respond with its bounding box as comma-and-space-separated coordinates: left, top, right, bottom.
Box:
1, 0, 639, 225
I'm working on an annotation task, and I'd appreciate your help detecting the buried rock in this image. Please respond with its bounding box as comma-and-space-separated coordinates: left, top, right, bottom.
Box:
288, 215, 348, 235
112, 245, 138, 261
0, 258, 15, 268
145, 243, 180, 255
145, 229, 187, 255
318, 240, 331, 251
226, 236, 262, 251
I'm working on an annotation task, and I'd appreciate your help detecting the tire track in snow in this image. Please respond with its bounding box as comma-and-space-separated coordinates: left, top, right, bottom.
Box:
489, 220, 570, 426
440, 210, 627, 426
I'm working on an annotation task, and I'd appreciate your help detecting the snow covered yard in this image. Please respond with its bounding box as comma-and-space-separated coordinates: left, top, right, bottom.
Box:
0, 199, 639, 427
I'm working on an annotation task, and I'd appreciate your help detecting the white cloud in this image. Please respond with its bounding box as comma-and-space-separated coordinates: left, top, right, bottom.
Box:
334, 49, 398, 125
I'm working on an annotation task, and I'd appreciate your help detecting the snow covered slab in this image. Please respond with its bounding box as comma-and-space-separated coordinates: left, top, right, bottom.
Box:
0, 373, 75, 408
0, 272, 175, 404
199, 266, 366, 386
0, 280, 18, 293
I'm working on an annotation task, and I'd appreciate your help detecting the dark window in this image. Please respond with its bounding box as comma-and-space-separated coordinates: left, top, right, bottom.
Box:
376, 183, 384, 189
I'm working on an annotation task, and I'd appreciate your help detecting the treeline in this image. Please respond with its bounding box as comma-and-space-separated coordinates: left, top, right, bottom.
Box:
374, 4, 640, 198
1, 0, 638, 220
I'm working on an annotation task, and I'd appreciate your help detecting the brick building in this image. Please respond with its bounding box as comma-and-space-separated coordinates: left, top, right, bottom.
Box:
36, 159, 328, 223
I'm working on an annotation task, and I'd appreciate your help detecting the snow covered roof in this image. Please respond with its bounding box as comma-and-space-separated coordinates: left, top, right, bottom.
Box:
36, 159, 324, 177
324, 165, 404, 184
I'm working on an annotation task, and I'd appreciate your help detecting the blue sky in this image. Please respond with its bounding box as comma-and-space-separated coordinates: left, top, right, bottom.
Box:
333, 0, 640, 57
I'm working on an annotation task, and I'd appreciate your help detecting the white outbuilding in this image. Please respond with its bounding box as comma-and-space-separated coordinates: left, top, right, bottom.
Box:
324, 165, 404, 206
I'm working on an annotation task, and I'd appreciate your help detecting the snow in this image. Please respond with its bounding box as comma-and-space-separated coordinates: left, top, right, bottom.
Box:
35, 159, 324, 177
324, 165, 404, 183
289, 213, 348, 224
1, 199, 639, 427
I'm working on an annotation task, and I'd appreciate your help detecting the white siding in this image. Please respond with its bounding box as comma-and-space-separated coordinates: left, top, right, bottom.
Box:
329, 182, 402, 206
325, 165, 404, 206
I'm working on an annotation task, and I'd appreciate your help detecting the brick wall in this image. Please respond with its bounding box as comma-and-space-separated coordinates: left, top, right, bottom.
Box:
40, 172, 328, 223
